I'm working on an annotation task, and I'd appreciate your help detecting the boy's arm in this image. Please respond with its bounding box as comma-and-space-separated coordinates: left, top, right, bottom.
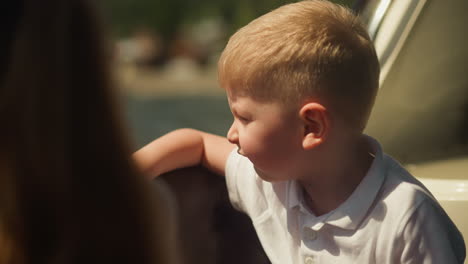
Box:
133, 128, 236, 179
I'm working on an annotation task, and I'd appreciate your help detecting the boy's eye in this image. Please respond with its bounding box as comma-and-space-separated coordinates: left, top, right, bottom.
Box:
237, 115, 250, 123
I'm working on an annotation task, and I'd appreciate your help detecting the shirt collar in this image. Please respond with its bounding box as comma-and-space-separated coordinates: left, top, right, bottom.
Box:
287, 135, 386, 231
288, 180, 302, 210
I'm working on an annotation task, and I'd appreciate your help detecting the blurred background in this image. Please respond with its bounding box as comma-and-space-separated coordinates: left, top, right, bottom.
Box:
100, 0, 354, 148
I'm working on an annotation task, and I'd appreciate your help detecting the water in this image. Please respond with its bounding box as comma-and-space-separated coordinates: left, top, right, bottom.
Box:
126, 94, 232, 149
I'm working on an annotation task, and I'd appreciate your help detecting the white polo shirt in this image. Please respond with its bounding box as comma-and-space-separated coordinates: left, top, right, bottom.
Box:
225, 136, 465, 264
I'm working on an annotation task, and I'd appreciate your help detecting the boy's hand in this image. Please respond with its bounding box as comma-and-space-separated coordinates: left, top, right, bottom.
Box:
133, 128, 236, 179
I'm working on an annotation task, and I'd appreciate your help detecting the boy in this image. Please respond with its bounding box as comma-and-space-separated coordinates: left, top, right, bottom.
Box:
135, 0, 466, 263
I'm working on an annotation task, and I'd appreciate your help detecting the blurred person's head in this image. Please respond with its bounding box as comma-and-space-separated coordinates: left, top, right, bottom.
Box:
1, 0, 176, 263
218, 0, 379, 133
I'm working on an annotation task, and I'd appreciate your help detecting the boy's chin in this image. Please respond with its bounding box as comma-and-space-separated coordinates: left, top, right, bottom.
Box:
254, 166, 280, 182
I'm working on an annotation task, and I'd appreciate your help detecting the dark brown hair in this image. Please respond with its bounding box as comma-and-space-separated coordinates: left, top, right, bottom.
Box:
0, 0, 172, 263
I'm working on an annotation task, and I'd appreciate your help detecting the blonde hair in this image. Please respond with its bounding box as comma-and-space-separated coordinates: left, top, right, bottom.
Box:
218, 0, 379, 130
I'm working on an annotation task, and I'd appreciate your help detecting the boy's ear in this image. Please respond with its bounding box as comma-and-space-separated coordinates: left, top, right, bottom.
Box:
299, 102, 329, 150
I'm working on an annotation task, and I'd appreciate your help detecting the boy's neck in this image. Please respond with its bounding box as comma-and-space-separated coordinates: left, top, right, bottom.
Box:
298, 135, 374, 216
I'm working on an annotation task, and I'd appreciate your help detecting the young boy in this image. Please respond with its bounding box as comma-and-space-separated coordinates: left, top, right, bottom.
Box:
135, 0, 466, 263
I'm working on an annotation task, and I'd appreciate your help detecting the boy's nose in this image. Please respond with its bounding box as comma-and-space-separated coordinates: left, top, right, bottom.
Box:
227, 122, 239, 145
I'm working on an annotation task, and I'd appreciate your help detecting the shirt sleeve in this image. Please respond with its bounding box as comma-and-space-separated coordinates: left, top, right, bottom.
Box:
225, 148, 246, 211
397, 199, 466, 264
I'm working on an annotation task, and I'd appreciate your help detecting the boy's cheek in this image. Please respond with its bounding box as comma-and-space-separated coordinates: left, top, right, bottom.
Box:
239, 139, 265, 157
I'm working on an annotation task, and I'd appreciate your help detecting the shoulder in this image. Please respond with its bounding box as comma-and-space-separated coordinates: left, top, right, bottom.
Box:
379, 154, 436, 211
374, 154, 443, 238
377, 154, 466, 263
